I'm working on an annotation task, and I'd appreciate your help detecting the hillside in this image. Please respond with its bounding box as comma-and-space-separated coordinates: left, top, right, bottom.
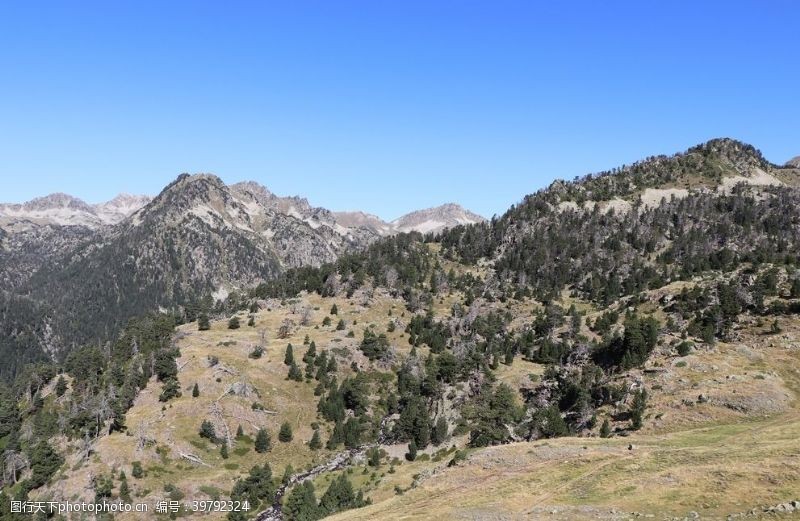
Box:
30, 251, 800, 520
5, 138, 800, 521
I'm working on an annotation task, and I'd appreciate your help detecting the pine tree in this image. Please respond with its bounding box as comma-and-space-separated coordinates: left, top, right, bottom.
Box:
198, 314, 210, 331
343, 418, 361, 449
255, 428, 272, 453
405, 440, 417, 461
248, 315, 256, 327
284, 344, 295, 366
284, 481, 320, 521
330, 304, 338, 315
192, 382, 200, 398
336, 319, 346, 331
279, 422, 293, 442
131, 461, 144, 479
199, 420, 217, 442
367, 447, 381, 467
431, 417, 448, 446
228, 316, 240, 329
288, 362, 303, 382
327, 421, 344, 450
159, 378, 182, 402
600, 419, 611, 438
55, 375, 68, 397
630, 388, 647, 431
236, 424, 244, 438
319, 474, 358, 515
309, 429, 322, 450
119, 473, 131, 502
220, 441, 229, 459
303, 341, 317, 362
28, 441, 64, 489
282, 464, 294, 484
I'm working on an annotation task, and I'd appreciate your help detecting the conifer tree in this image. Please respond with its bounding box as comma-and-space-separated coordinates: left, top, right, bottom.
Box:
199, 420, 217, 443
255, 428, 272, 453
327, 420, 344, 450
367, 447, 381, 467
282, 464, 294, 484
288, 362, 303, 382
284, 481, 320, 521
284, 344, 295, 366
279, 421, 293, 443
405, 440, 418, 461
600, 419, 611, 438
55, 375, 68, 397
319, 474, 359, 515
630, 388, 647, 431
431, 417, 448, 446
119, 472, 131, 502
198, 314, 210, 331
192, 382, 200, 398
309, 429, 322, 451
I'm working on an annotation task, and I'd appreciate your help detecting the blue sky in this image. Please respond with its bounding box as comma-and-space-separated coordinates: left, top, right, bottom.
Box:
0, 1, 798, 219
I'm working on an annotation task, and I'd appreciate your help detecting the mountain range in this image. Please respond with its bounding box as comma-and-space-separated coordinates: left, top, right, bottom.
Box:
0, 174, 483, 380
0, 181, 483, 237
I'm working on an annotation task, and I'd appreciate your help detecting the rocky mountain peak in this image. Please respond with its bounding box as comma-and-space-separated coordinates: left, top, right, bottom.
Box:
786, 156, 800, 168
130, 173, 252, 232
104, 193, 151, 206
230, 181, 275, 201
24, 193, 94, 212
392, 203, 486, 234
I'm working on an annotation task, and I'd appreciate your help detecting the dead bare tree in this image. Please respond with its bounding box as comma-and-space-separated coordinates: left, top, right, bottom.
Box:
78, 432, 95, 461
209, 401, 233, 448
300, 306, 313, 326
2, 450, 29, 485
179, 452, 211, 467
277, 319, 294, 339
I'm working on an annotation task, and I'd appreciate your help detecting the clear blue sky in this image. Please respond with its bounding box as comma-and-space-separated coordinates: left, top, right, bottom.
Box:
1, 1, 798, 219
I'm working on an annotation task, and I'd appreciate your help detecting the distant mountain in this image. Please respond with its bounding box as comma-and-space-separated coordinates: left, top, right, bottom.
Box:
0, 182, 483, 237
392, 203, 486, 234
0, 173, 484, 379
787, 156, 800, 168
0, 192, 151, 231
94, 193, 153, 225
